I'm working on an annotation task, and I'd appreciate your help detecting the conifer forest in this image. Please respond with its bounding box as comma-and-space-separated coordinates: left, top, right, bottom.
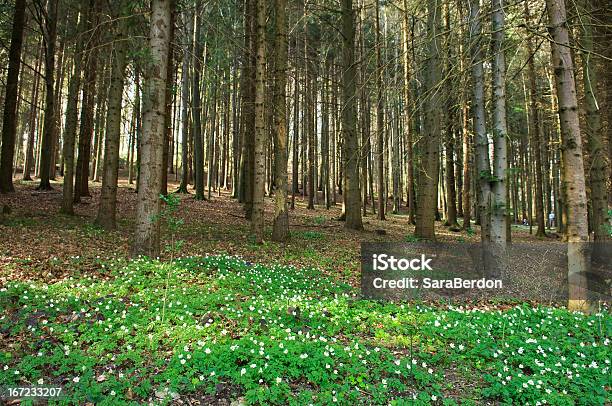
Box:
0, 0, 611, 404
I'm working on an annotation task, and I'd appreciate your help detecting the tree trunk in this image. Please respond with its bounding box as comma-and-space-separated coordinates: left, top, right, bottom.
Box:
402, 0, 416, 224
468, 0, 491, 242
490, 0, 508, 249
61, 4, 88, 213
161, 10, 175, 196
0, 0, 27, 193
580, 0, 609, 240
251, 0, 266, 243
523, 0, 546, 237
23, 44, 43, 181
192, 2, 205, 200
177, 7, 193, 193
341, 0, 363, 230
271, 0, 289, 241
415, 0, 442, 240
546, 0, 591, 312
36, 0, 59, 191
375, 0, 385, 220
95, 8, 129, 229
131, 0, 173, 257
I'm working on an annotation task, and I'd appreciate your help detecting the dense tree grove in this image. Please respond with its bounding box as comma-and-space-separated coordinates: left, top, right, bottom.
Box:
0, 0, 610, 309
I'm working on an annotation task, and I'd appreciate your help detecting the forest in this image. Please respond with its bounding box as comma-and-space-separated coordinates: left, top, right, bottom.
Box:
0, 0, 611, 404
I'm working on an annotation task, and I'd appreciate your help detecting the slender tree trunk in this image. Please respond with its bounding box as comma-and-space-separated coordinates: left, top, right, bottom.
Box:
74, 0, 101, 200
161, 10, 175, 196
469, 0, 491, 242
37, 0, 59, 190
23, 45, 42, 181
177, 7, 193, 193
375, 0, 385, 220
580, 0, 609, 240
402, 0, 416, 224
61, 5, 88, 213
0, 0, 27, 193
523, 0, 546, 237
490, 0, 508, 249
546, 0, 591, 312
251, 0, 266, 243
341, 0, 363, 230
95, 9, 129, 229
271, 0, 289, 241
192, 2, 205, 200
131, 0, 173, 257
415, 0, 442, 240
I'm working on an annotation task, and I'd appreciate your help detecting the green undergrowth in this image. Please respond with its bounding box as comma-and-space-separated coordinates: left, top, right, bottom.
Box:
0, 256, 610, 405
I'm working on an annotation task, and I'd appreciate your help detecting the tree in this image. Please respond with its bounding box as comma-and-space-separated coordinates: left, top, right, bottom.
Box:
415, 0, 442, 240
131, 0, 173, 257
375, 0, 385, 220
523, 0, 546, 237
271, 0, 289, 242
468, 0, 491, 243
177, 6, 193, 194
96, 3, 130, 229
545, 0, 591, 312
0, 0, 27, 193
402, 0, 416, 224
579, 0, 609, 241
250, 0, 266, 243
60, 4, 89, 214
341, 0, 363, 231
490, 0, 508, 248
192, 1, 205, 200
36, 0, 59, 191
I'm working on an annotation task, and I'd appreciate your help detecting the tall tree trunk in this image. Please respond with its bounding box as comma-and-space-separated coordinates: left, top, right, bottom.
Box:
61, 4, 88, 213
0, 0, 27, 193
177, 7, 193, 193
523, 0, 546, 237
74, 0, 101, 200
131, 0, 173, 257
375, 0, 385, 220
95, 8, 129, 229
469, 0, 491, 242
341, 0, 363, 230
415, 0, 442, 240
192, 2, 205, 200
251, 0, 266, 243
23, 44, 43, 181
271, 0, 289, 241
402, 0, 416, 224
37, 0, 59, 190
580, 0, 609, 240
546, 0, 591, 312
490, 0, 508, 249
161, 10, 175, 196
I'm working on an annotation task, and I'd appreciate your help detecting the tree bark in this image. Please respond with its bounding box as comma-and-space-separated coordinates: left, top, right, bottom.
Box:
0, 0, 27, 193
468, 0, 491, 242
251, 0, 266, 243
580, 0, 609, 240
95, 7, 129, 229
271, 0, 289, 241
131, 0, 173, 257
341, 0, 363, 230
490, 0, 508, 248
37, 0, 59, 190
545, 0, 591, 312
415, 0, 442, 240
177, 7, 193, 193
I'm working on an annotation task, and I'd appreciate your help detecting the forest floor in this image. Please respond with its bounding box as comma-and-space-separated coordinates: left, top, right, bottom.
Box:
0, 175, 552, 287
0, 176, 610, 405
